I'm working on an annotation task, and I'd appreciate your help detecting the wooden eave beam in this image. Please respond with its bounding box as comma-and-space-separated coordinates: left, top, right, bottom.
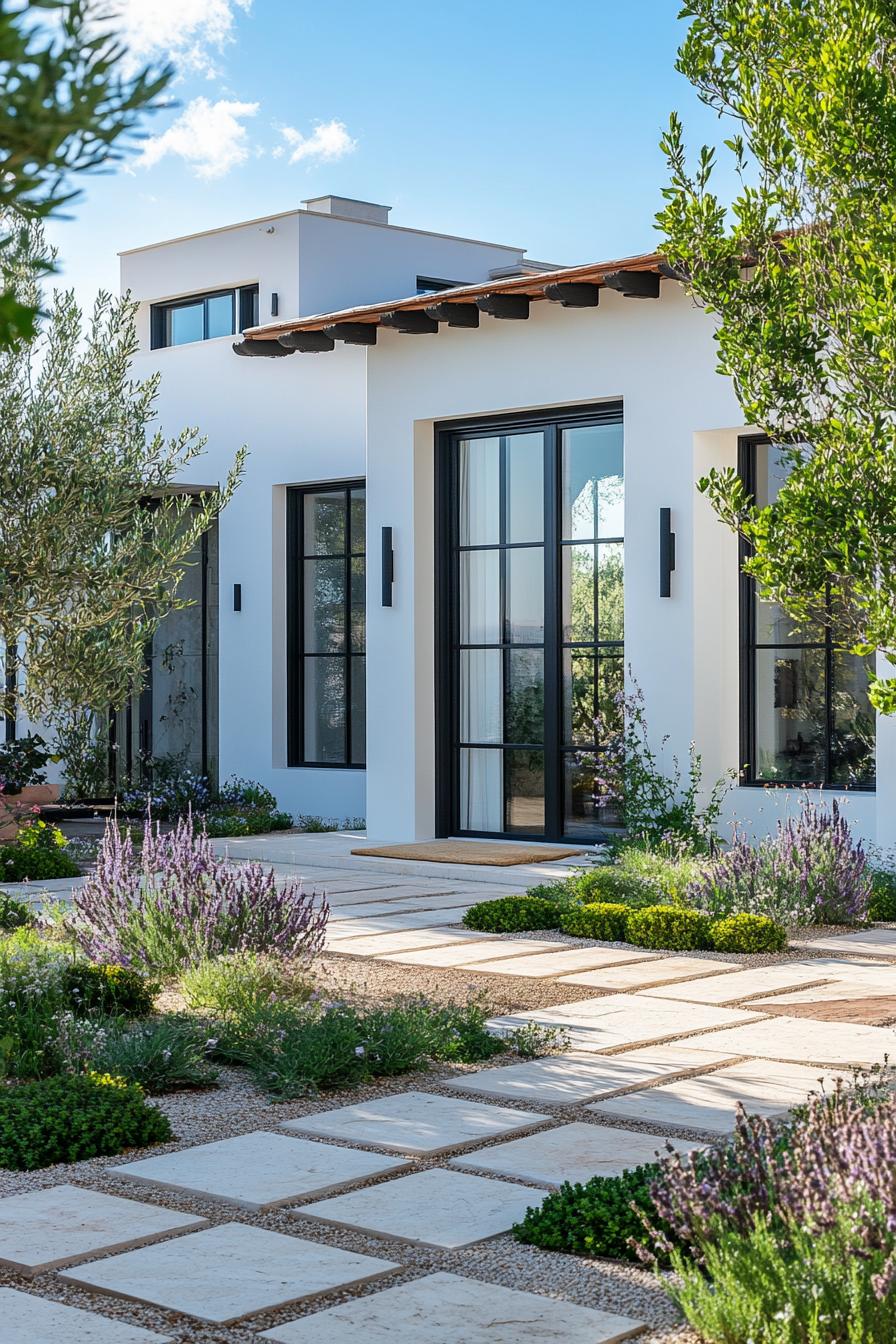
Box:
543, 281, 600, 308
380, 309, 439, 334
324, 322, 377, 345
424, 301, 480, 328
232, 338, 294, 357
476, 292, 530, 320
279, 330, 335, 352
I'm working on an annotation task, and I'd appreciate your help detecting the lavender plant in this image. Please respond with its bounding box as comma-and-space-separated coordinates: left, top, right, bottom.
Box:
689, 798, 870, 926
72, 813, 328, 975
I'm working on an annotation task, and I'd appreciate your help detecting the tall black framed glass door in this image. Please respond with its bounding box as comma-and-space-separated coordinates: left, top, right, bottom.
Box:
436, 404, 624, 841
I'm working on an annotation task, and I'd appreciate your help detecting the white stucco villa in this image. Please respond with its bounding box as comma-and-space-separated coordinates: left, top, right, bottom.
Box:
74, 195, 891, 846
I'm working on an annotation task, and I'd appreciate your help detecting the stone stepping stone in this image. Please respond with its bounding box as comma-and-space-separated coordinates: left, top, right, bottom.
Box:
296, 1168, 537, 1249
445, 1043, 738, 1104
259, 1270, 645, 1344
752, 974, 896, 1005
282, 1090, 549, 1155
683, 1015, 896, 1066
754, 996, 896, 1026
0, 1184, 206, 1276
792, 929, 896, 958
110, 1131, 410, 1210
488, 994, 762, 1053
588, 1059, 850, 1134
334, 927, 493, 957
382, 939, 565, 968
0, 1287, 174, 1344
326, 907, 471, 930
450, 1121, 699, 1187
60, 1223, 400, 1326
559, 956, 738, 991
469, 946, 656, 978
639, 963, 836, 1005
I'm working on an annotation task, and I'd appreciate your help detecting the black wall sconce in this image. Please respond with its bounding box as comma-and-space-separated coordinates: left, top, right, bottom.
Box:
233, 583, 242, 611
271, 292, 279, 318
659, 508, 676, 597
381, 527, 394, 606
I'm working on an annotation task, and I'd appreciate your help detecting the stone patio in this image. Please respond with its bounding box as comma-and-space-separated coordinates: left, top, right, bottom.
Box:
259, 1271, 646, 1344
0, 1184, 206, 1275
588, 1059, 850, 1134
110, 1131, 410, 1209
296, 1168, 538, 1249
281, 1090, 549, 1155
683, 1015, 896, 1066
0, 1286, 174, 1344
450, 1121, 700, 1186
488, 994, 764, 1052
558, 956, 740, 991
60, 1223, 401, 1325
468, 946, 656, 978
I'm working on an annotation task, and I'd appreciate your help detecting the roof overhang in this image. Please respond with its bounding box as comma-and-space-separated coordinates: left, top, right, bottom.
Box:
233, 250, 681, 357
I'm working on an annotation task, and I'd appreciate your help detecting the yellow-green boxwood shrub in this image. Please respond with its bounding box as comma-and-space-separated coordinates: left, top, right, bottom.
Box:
709, 912, 787, 954
560, 902, 630, 941
625, 904, 713, 951
463, 895, 563, 933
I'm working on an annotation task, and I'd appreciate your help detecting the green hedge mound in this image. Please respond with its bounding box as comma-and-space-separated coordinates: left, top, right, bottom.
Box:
710, 912, 787, 954
0, 1072, 172, 1169
462, 895, 563, 933
513, 1162, 666, 1261
560, 902, 629, 941
626, 904, 713, 951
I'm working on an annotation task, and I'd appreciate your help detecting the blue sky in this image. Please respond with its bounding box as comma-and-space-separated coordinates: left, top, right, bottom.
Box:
49, 1, 738, 308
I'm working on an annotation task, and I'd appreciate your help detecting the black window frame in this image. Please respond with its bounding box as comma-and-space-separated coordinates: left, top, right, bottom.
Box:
287, 481, 366, 770
435, 401, 624, 841
416, 275, 466, 295
738, 434, 876, 792
150, 284, 259, 350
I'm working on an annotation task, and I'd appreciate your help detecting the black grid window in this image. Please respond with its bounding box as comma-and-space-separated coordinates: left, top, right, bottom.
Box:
739, 437, 875, 790
287, 483, 366, 767
150, 285, 259, 349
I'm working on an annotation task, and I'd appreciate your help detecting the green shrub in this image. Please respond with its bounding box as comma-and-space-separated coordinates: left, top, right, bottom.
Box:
202, 808, 293, 838
525, 880, 575, 902
617, 846, 704, 903
64, 962, 158, 1018
626, 904, 713, 950
560, 902, 629, 941
571, 866, 658, 909
93, 1017, 220, 1094
0, 819, 80, 882
0, 890, 34, 930
868, 868, 896, 922
0, 937, 71, 1078
180, 951, 313, 1016
463, 895, 563, 933
710, 912, 787, 954
513, 1162, 668, 1261
0, 1071, 171, 1169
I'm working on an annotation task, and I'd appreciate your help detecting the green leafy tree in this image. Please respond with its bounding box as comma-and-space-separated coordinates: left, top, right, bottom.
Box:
0, 225, 245, 758
659, 0, 896, 710
0, 0, 171, 346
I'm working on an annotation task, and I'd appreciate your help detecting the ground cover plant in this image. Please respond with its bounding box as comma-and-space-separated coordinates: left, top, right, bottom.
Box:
0, 817, 80, 881
0, 1072, 171, 1170
73, 812, 328, 974
514, 1161, 670, 1261
122, 768, 292, 836
180, 950, 314, 1016
93, 1017, 220, 1094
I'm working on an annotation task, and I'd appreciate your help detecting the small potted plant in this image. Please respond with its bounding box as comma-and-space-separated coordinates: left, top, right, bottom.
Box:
0, 735, 58, 840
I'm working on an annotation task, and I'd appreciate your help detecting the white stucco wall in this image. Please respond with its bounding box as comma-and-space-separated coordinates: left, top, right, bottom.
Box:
363, 281, 882, 847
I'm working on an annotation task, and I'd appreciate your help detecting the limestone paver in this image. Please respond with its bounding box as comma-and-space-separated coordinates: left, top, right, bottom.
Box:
0, 1184, 207, 1276
792, 929, 896, 958
381, 939, 565, 968
110, 1132, 410, 1210
259, 1270, 646, 1344
640, 963, 837, 1004
330, 927, 493, 957
445, 1044, 738, 1104
329, 900, 471, 921
468, 946, 656, 978
450, 1121, 699, 1187
296, 1168, 537, 1249
752, 978, 896, 1006
559, 956, 739, 991
684, 1015, 896, 1066
0, 1287, 174, 1344
60, 1223, 400, 1326
325, 907, 471, 932
588, 1059, 850, 1134
281, 1090, 549, 1155
488, 994, 763, 1052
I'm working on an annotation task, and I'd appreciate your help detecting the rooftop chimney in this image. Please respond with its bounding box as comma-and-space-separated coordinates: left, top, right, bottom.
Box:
302, 196, 391, 225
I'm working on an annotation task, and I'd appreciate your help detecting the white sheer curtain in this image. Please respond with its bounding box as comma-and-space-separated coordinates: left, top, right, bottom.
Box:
460, 749, 503, 832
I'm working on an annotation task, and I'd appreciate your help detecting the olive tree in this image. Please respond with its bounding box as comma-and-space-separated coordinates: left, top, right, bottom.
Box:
659, 0, 896, 709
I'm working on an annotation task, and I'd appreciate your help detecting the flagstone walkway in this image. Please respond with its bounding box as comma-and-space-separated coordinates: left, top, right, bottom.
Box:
2, 830, 895, 1340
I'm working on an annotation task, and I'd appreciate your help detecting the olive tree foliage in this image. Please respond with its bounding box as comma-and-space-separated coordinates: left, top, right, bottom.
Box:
0, 0, 170, 347
0, 224, 246, 749
658, 0, 896, 711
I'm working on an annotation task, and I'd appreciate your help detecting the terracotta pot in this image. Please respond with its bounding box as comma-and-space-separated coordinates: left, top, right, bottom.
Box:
0, 783, 60, 841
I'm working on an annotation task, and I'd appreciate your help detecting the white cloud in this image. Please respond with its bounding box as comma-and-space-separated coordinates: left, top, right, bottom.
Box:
136, 97, 259, 179
92, 0, 252, 78
279, 120, 356, 165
